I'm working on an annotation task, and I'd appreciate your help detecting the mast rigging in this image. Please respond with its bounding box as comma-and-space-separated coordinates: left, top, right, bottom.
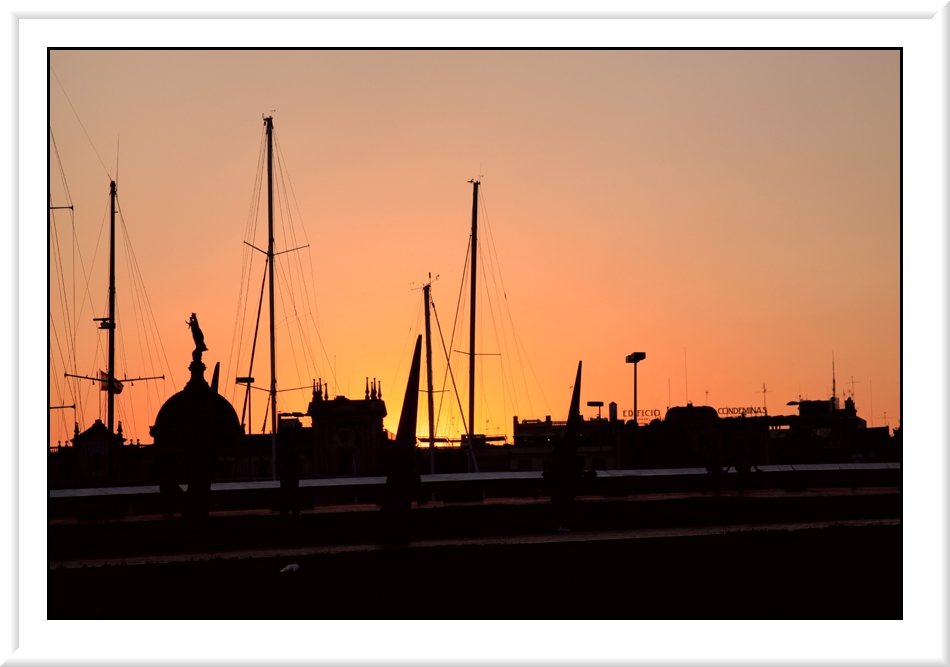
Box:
106, 180, 117, 435
423, 275, 436, 474
468, 179, 479, 465
266, 115, 278, 480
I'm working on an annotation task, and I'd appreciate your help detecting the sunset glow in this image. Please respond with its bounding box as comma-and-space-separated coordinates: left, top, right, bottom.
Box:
48, 49, 901, 449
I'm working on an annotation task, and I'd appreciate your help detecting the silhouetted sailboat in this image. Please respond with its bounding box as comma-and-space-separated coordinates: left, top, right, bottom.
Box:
49, 127, 171, 484
418, 178, 549, 473
381, 335, 423, 541
57, 179, 164, 441
551, 361, 583, 528
233, 116, 312, 480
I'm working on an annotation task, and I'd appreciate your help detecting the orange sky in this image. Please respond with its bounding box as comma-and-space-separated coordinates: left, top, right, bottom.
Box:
48, 49, 901, 447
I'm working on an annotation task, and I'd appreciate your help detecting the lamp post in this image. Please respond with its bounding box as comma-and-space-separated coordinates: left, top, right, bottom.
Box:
625, 352, 646, 425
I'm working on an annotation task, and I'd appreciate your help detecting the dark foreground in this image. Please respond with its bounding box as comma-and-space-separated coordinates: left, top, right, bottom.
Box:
49, 523, 900, 619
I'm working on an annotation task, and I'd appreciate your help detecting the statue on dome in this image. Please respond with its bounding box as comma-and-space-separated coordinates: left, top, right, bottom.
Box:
187, 313, 208, 357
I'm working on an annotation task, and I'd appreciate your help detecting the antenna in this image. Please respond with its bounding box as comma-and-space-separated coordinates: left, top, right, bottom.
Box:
421, 271, 440, 474
848, 375, 861, 400
761, 383, 772, 414
684, 348, 689, 404
831, 352, 836, 400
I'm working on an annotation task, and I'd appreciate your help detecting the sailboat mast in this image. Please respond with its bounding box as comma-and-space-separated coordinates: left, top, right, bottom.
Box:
424, 280, 435, 473
265, 116, 278, 480
832, 353, 837, 407
468, 179, 479, 454
107, 180, 117, 435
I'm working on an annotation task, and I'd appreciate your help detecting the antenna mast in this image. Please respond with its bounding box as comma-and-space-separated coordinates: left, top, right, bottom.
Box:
265, 115, 278, 480
107, 180, 117, 435
468, 179, 479, 464
831, 352, 838, 411
70, 180, 164, 436
423, 275, 436, 474
684, 348, 689, 404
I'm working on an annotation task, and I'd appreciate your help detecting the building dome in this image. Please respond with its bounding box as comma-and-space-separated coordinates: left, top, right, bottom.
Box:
150, 363, 241, 488
152, 383, 241, 445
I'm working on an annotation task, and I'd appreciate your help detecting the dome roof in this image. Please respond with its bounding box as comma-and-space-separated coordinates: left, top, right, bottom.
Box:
151, 379, 241, 446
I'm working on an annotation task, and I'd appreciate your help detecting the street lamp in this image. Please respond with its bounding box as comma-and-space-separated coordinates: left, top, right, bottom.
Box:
625, 352, 646, 425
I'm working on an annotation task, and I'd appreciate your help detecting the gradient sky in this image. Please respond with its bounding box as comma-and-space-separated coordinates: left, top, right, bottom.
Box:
47, 49, 901, 447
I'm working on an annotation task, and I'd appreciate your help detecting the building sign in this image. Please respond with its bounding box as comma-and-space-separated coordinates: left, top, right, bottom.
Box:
620, 406, 768, 420
717, 406, 768, 416
622, 409, 662, 420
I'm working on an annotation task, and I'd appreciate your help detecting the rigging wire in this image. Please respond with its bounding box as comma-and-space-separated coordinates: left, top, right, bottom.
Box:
50, 129, 88, 424
474, 245, 498, 437
113, 298, 140, 441
273, 133, 330, 382
48, 345, 69, 443
226, 128, 266, 406
79, 196, 110, 333
430, 182, 552, 447
260, 392, 270, 435
49, 72, 122, 442
431, 300, 468, 438
49, 134, 77, 369
48, 313, 73, 436
434, 241, 469, 439
477, 189, 516, 422
49, 211, 77, 404
54, 190, 111, 436
479, 186, 551, 418
47, 183, 178, 446
273, 134, 323, 384
389, 293, 424, 412
228, 124, 333, 428
65, 189, 109, 415
478, 245, 508, 438
72, 196, 113, 411
274, 264, 309, 412
436, 236, 471, 437
239, 258, 269, 430
118, 212, 160, 433
50, 67, 112, 182
272, 155, 318, 389
115, 196, 177, 391
477, 193, 522, 421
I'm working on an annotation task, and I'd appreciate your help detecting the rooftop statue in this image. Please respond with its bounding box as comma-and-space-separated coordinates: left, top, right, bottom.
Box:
187, 312, 208, 358
152, 313, 240, 522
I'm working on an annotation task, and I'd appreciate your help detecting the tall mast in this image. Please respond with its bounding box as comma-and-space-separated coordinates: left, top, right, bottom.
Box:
423, 279, 435, 474
831, 353, 837, 405
265, 116, 278, 480
107, 180, 117, 435
468, 179, 479, 456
